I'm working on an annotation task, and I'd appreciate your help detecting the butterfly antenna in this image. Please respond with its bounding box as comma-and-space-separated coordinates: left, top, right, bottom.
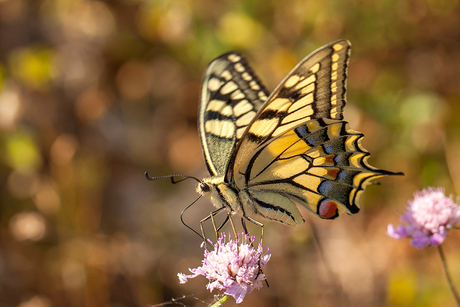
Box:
144, 171, 203, 238
144, 171, 201, 184
180, 195, 204, 239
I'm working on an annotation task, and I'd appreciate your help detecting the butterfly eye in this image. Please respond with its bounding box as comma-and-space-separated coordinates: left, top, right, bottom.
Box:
200, 182, 210, 192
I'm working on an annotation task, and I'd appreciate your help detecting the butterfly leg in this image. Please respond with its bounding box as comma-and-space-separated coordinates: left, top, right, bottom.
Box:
241, 215, 268, 287
216, 214, 230, 232
210, 213, 218, 241
199, 206, 226, 244
212, 212, 238, 242
242, 215, 265, 247
227, 214, 238, 241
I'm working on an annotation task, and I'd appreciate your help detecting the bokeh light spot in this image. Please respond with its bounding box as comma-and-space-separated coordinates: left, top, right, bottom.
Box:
75, 88, 111, 122
61, 260, 87, 290
33, 179, 61, 215
18, 295, 52, 307
50, 134, 79, 165
7, 170, 39, 199
0, 84, 22, 130
116, 60, 153, 100
218, 12, 264, 48
9, 212, 46, 241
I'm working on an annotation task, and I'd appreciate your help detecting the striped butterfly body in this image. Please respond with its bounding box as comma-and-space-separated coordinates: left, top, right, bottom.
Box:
196, 40, 402, 227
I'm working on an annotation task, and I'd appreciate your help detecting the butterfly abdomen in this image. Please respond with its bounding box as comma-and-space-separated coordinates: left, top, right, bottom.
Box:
241, 190, 305, 226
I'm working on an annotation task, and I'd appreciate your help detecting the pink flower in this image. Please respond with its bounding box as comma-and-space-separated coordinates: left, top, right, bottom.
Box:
388, 187, 460, 248
178, 232, 271, 304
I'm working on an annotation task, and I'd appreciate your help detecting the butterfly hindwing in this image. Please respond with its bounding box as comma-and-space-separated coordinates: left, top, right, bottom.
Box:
199, 52, 270, 176
234, 118, 397, 222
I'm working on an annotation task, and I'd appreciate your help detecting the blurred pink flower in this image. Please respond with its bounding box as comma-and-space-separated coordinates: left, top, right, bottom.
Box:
178, 232, 270, 304
388, 187, 460, 248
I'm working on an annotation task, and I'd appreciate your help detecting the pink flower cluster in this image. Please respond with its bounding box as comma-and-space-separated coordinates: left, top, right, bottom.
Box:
388, 187, 460, 248
178, 232, 271, 304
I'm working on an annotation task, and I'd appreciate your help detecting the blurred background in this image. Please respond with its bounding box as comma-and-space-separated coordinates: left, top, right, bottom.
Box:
1, 0, 460, 306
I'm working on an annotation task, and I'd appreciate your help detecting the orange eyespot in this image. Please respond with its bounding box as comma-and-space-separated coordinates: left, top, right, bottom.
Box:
318, 200, 338, 219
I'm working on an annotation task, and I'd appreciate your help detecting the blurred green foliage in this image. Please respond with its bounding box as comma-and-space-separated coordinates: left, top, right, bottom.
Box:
0, 0, 460, 306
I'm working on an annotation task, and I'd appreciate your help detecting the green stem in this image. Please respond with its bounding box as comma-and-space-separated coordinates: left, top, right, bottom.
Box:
437, 245, 460, 307
209, 295, 230, 307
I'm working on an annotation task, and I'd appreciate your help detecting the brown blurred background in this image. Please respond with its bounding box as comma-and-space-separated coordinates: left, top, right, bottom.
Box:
1, 0, 460, 306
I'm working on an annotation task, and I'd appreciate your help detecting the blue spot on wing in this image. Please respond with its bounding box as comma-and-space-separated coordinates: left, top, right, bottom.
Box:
336, 170, 346, 180
334, 154, 343, 164
318, 180, 333, 194
294, 125, 309, 138
323, 144, 333, 154
306, 136, 317, 146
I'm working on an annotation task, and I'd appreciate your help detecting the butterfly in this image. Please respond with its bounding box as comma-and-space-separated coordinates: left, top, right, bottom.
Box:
193, 39, 404, 229
150, 40, 403, 236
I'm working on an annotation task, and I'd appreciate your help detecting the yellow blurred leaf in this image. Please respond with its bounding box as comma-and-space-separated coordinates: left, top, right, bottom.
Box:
387, 269, 417, 306
399, 92, 446, 125
9, 46, 56, 91
218, 11, 264, 48
5, 131, 42, 170
137, 6, 161, 41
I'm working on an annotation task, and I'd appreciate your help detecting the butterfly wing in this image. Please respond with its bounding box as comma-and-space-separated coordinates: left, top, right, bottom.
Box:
228, 40, 352, 179
199, 52, 270, 176
227, 40, 402, 223
236, 118, 402, 224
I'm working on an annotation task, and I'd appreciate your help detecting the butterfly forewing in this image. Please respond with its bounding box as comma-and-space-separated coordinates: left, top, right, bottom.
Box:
199, 52, 270, 176
228, 40, 351, 180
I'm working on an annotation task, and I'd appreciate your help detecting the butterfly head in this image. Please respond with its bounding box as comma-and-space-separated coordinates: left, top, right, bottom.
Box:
196, 176, 240, 213
197, 182, 211, 194
197, 181, 211, 193
196, 176, 222, 196
196, 177, 221, 210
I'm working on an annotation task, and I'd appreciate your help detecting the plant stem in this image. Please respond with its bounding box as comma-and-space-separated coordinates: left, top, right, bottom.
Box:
437, 245, 460, 307
209, 295, 230, 307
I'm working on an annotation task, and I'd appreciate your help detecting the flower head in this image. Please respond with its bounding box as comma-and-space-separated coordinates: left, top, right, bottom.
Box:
178, 232, 271, 304
388, 187, 460, 248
